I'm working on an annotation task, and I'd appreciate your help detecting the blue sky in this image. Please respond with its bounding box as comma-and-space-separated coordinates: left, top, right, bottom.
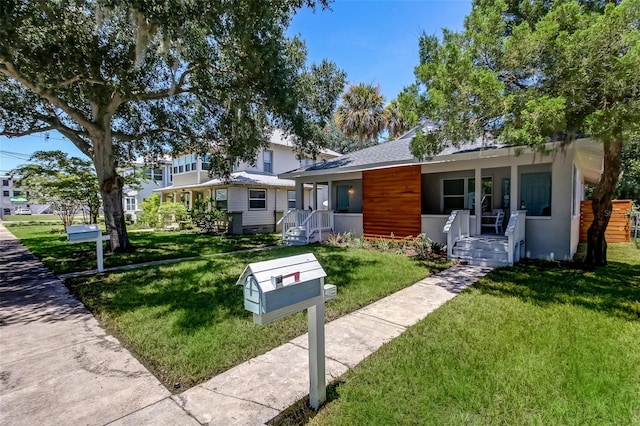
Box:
0, 0, 471, 173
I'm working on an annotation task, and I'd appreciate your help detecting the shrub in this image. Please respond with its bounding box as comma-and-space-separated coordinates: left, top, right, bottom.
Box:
158, 202, 189, 227
139, 194, 161, 228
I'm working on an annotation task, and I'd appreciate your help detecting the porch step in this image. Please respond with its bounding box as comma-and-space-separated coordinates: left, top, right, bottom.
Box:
452, 236, 511, 267
452, 255, 511, 268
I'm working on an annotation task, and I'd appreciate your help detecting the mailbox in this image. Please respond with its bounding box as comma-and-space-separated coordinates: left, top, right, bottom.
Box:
237, 253, 327, 325
65, 224, 110, 273
66, 224, 101, 242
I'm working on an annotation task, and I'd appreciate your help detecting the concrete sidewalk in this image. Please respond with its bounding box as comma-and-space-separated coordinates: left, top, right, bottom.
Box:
0, 223, 490, 425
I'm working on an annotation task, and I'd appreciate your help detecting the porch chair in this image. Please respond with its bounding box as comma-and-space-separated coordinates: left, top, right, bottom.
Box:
481, 210, 505, 234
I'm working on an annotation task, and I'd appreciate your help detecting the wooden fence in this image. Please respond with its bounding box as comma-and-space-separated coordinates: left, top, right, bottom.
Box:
580, 200, 632, 242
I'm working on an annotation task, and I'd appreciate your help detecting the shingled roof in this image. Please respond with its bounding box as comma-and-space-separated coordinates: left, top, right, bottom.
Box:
279, 126, 506, 178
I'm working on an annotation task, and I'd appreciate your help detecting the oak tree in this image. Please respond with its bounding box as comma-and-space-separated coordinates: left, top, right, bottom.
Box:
0, 1, 345, 251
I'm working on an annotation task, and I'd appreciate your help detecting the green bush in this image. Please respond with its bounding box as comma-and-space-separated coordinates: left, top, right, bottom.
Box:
158, 201, 189, 227
139, 194, 161, 228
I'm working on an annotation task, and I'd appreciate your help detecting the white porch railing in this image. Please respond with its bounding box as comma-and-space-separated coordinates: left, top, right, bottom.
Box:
300, 209, 333, 243
443, 210, 470, 260
278, 209, 333, 243
505, 210, 527, 264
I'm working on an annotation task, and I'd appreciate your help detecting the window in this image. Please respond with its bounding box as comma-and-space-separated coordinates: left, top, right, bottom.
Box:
263, 150, 273, 173
300, 158, 315, 168
232, 161, 240, 172
2, 179, 8, 186
178, 156, 184, 173
172, 158, 179, 174
442, 177, 492, 213
215, 189, 228, 211
249, 189, 266, 210
520, 172, 551, 216
12, 190, 21, 197
185, 160, 191, 172
3, 190, 9, 196
201, 155, 210, 171
442, 179, 465, 211
191, 155, 197, 171
287, 190, 296, 209
124, 197, 136, 211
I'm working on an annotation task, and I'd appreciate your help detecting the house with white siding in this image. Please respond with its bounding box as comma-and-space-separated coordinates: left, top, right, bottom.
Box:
120, 158, 173, 221
156, 132, 339, 234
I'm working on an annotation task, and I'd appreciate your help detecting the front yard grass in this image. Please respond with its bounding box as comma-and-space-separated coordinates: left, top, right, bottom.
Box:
5, 223, 280, 274
308, 243, 640, 425
65, 244, 450, 390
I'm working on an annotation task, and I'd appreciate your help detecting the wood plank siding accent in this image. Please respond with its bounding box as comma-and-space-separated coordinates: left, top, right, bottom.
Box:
580, 200, 632, 243
363, 165, 422, 239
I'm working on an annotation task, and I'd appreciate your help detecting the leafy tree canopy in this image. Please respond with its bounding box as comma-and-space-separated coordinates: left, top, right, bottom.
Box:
11, 150, 101, 227
0, 0, 345, 250
405, 0, 640, 265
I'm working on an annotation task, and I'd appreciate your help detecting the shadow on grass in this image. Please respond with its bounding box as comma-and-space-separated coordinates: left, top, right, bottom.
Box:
474, 258, 640, 322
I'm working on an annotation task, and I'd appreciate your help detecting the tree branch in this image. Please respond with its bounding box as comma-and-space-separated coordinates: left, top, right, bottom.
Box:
1, 126, 55, 137
1, 61, 100, 134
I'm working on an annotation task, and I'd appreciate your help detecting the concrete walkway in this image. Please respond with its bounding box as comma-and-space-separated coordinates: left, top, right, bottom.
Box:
0, 223, 491, 425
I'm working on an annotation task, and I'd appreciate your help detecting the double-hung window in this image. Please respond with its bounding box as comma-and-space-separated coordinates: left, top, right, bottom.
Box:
201, 155, 210, 171
249, 189, 267, 210
287, 190, 296, 209
215, 189, 228, 211
263, 150, 273, 173
124, 197, 136, 211
442, 179, 465, 212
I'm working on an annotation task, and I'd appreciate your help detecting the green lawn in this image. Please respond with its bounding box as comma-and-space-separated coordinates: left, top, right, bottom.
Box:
5, 223, 280, 274
65, 244, 450, 390
307, 243, 640, 426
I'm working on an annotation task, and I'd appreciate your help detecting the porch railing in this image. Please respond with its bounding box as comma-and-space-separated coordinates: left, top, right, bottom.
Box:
300, 209, 333, 243
443, 210, 470, 259
278, 209, 333, 243
278, 209, 312, 241
505, 210, 527, 264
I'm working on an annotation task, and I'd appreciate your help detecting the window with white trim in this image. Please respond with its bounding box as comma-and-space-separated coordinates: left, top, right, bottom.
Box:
215, 189, 228, 211
124, 197, 136, 211
201, 155, 210, 171
287, 190, 296, 209
263, 150, 273, 173
249, 189, 267, 210
300, 158, 315, 168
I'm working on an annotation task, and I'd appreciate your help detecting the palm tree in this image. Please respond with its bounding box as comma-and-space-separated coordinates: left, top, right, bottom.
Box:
385, 100, 411, 139
335, 83, 387, 150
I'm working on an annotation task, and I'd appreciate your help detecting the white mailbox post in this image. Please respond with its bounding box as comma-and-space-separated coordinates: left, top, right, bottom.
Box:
237, 253, 336, 410
65, 225, 111, 273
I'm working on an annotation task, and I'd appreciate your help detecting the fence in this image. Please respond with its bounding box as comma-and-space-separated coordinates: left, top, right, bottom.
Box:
579, 200, 633, 243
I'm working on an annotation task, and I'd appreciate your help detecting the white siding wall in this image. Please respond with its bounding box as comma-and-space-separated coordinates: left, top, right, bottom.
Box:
334, 213, 363, 236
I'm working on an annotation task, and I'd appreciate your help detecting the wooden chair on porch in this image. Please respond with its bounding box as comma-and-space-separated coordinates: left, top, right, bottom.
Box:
481, 210, 505, 234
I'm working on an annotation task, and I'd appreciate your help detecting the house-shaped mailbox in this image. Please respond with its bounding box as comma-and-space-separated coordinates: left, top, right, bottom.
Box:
236, 253, 331, 325
66, 224, 101, 242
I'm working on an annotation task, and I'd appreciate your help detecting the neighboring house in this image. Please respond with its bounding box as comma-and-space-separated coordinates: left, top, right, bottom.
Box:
156, 131, 340, 234
0, 175, 50, 216
279, 126, 603, 266
120, 158, 173, 221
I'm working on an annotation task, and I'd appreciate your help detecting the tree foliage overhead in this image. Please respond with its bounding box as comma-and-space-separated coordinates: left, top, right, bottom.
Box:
0, 0, 345, 251
406, 0, 640, 265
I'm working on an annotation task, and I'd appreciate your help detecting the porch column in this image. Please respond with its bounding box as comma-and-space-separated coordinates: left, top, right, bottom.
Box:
209, 188, 214, 210
474, 167, 482, 235
173, 192, 179, 203
510, 165, 518, 216
327, 181, 333, 210
295, 181, 305, 210
312, 182, 318, 210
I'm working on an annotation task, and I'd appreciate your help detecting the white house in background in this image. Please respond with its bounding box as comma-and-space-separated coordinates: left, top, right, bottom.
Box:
0, 175, 51, 216
279, 126, 604, 266
156, 131, 340, 234
120, 158, 173, 221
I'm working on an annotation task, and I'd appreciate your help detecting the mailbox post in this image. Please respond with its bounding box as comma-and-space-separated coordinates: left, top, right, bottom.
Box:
237, 253, 336, 409
65, 225, 111, 273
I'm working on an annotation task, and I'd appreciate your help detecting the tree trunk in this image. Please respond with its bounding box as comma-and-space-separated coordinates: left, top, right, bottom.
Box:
585, 137, 623, 266
93, 134, 131, 252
